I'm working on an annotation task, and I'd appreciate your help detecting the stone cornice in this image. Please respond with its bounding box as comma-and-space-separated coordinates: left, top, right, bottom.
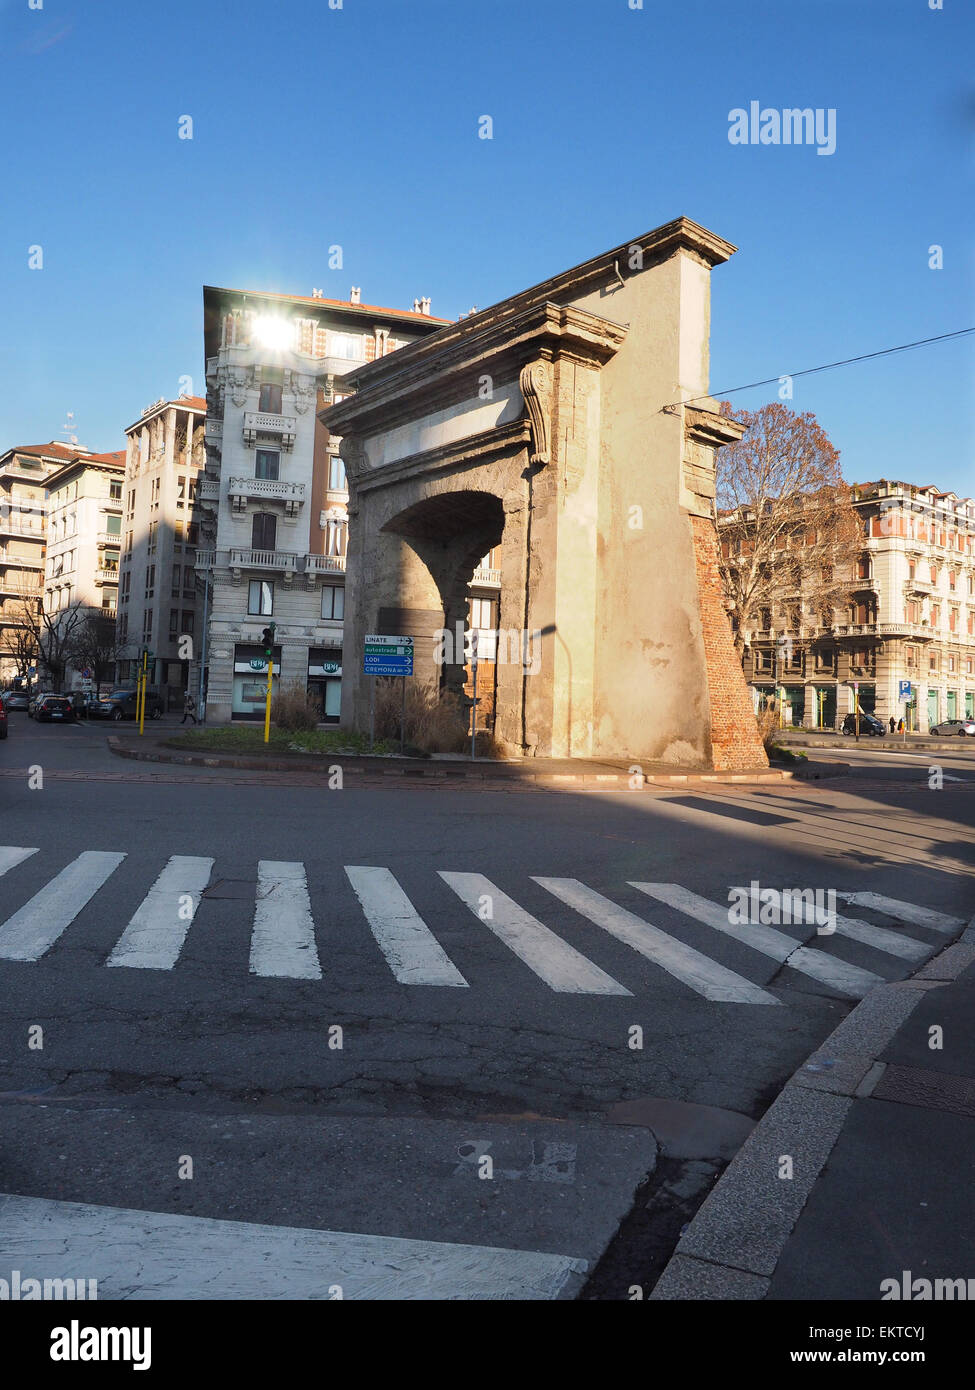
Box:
349, 419, 532, 496
319, 301, 627, 439
684, 405, 746, 448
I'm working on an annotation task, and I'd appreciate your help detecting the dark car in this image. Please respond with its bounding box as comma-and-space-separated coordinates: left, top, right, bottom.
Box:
841, 711, 885, 737
92, 689, 164, 722
0, 701, 7, 739
34, 695, 77, 724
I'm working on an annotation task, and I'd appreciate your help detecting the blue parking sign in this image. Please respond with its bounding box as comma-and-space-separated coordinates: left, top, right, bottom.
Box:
899, 680, 912, 700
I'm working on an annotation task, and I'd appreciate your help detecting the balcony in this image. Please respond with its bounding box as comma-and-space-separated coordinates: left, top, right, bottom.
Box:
97, 531, 122, 547
904, 578, 934, 595
876, 620, 936, 641
305, 553, 346, 575
194, 549, 215, 571
471, 565, 501, 587
0, 518, 44, 538
0, 550, 44, 569
242, 412, 296, 451
95, 567, 120, 586
197, 477, 220, 503
228, 476, 305, 519
204, 419, 223, 442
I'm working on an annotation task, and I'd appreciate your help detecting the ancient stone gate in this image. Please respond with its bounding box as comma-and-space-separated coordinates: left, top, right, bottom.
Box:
320, 217, 766, 770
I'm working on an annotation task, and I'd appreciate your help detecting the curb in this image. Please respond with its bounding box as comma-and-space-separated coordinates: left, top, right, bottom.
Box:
781, 736, 971, 753
105, 738, 810, 787
650, 915, 975, 1300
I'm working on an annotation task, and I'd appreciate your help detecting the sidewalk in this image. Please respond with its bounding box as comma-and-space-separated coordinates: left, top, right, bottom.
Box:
104, 732, 842, 787
651, 915, 975, 1299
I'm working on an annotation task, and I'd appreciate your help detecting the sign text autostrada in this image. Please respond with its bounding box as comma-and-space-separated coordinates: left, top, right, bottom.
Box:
363, 635, 414, 677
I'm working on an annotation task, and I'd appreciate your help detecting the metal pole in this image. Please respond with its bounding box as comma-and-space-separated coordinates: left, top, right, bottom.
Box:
198, 575, 209, 722
400, 675, 406, 756
471, 659, 478, 759
263, 655, 272, 743
138, 651, 146, 736
369, 676, 375, 751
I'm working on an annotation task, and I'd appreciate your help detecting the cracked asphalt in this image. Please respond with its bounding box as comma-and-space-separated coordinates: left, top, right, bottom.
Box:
1, 717, 972, 1293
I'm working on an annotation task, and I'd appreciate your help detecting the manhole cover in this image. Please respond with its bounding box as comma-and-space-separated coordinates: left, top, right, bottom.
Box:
202, 880, 257, 900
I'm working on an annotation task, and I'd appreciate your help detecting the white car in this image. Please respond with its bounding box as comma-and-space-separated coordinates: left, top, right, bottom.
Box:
930, 718, 975, 736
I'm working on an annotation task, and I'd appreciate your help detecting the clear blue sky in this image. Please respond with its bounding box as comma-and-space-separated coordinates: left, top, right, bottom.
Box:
1, 0, 971, 492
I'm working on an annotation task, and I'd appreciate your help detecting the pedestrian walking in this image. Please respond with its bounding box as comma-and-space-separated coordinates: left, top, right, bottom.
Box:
897, 718, 904, 734
181, 693, 198, 725
889, 716, 896, 733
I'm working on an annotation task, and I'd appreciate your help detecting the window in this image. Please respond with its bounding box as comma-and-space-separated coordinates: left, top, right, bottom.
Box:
258, 383, 282, 414
145, 564, 155, 599
151, 477, 160, 508
106, 514, 122, 535
176, 476, 186, 509
255, 450, 279, 480
142, 610, 153, 644
148, 520, 158, 554
321, 586, 344, 620
110, 481, 122, 501
171, 565, 182, 597
186, 522, 199, 546
328, 332, 363, 361
248, 580, 273, 616
252, 512, 277, 550
174, 521, 183, 551
169, 609, 180, 636
328, 457, 347, 491
181, 610, 195, 635
324, 515, 347, 557
856, 556, 871, 580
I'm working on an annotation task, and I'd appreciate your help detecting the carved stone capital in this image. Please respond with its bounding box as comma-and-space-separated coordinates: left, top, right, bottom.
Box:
519, 361, 552, 465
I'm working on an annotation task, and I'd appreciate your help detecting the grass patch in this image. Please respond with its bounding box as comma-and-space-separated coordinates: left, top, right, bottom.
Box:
768, 744, 808, 763
169, 726, 394, 756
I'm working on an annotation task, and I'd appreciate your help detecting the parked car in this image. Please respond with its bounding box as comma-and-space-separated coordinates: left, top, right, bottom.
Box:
91, 689, 164, 721
930, 718, 975, 737
1, 690, 30, 711
28, 691, 56, 718
841, 711, 886, 737
34, 695, 77, 724
0, 701, 7, 738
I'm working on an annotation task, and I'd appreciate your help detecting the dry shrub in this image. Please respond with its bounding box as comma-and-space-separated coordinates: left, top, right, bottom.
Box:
271, 679, 320, 732
373, 677, 469, 753
756, 704, 781, 754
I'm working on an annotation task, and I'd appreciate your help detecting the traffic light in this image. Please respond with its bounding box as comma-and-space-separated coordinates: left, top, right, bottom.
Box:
261, 624, 276, 658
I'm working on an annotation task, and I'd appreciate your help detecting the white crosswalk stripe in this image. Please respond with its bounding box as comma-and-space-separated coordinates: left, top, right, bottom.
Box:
345, 866, 468, 987
532, 878, 780, 1004
250, 861, 321, 980
0, 847, 964, 1001
107, 857, 215, 970
0, 847, 38, 877
0, 851, 126, 962
838, 892, 965, 935
629, 883, 885, 999
439, 872, 631, 995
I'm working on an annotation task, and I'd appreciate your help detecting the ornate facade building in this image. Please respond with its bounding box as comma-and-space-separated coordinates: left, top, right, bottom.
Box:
198, 286, 448, 722
731, 480, 975, 731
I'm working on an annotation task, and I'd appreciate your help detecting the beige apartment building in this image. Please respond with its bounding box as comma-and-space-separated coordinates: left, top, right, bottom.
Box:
734, 480, 975, 731
116, 395, 206, 705
0, 442, 78, 681
43, 449, 126, 687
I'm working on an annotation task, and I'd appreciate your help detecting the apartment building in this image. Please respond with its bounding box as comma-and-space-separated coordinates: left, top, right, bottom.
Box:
733, 480, 975, 731
42, 450, 126, 687
199, 285, 449, 722
116, 396, 207, 705
0, 442, 77, 681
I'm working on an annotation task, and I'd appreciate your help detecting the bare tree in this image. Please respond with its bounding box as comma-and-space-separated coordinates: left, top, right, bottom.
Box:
17, 594, 87, 692
0, 608, 39, 679
715, 402, 860, 653
71, 609, 124, 690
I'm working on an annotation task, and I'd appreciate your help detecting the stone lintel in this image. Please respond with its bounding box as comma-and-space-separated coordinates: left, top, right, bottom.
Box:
349, 419, 532, 495
319, 301, 628, 440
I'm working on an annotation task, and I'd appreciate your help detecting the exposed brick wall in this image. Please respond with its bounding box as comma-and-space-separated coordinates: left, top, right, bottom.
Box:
690, 514, 769, 771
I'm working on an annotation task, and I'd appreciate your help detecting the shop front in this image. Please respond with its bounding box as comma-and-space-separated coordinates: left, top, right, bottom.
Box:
307, 648, 342, 724
232, 644, 281, 720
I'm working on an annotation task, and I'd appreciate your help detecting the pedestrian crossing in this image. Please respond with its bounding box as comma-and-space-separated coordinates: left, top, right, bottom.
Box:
0, 846, 966, 1003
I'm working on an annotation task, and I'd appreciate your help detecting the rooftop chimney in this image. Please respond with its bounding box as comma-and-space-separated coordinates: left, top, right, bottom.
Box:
350, 287, 361, 305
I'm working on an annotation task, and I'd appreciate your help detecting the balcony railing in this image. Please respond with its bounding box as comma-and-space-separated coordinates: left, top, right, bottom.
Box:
0, 519, 45, 538
204, 419, 223, 442
0, 551, 44, 568
242, 413, 297, 451
97, 531, 122, 546
305, 553, 347, 575
228, 548, 300, 574
471, 566, 501, 586
228, 477, 305, 518
95, 567, 120, 585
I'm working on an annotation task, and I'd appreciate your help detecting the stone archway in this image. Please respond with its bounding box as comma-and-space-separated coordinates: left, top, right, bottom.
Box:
322, 218, 769, 770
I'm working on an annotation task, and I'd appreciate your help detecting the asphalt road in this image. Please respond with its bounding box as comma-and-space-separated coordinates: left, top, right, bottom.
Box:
0, 715, 972, 1298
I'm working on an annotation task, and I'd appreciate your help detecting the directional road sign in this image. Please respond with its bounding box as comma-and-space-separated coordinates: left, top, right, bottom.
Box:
364, 635, 414, 677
